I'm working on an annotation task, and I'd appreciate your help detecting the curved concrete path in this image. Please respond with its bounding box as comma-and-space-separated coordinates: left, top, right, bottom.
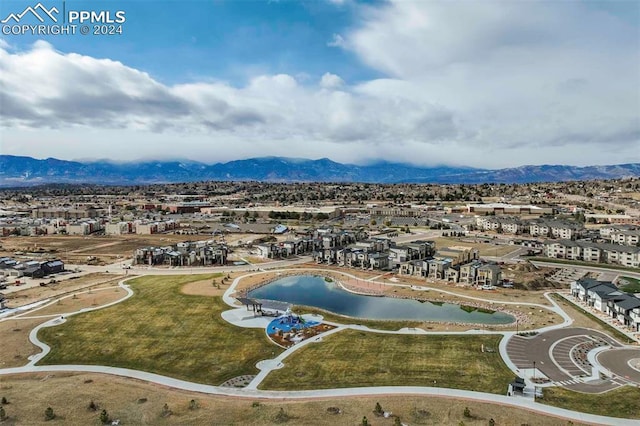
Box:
1, 270, 639, 425
0, 363, 637, 425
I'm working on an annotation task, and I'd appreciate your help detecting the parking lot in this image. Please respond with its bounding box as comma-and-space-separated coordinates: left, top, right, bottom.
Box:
506, 327, 624, 393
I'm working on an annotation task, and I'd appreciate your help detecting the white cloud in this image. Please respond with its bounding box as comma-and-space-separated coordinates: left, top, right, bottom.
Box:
1, 1, 639, 168
327, 33, 346, 48
320, 72, 344, 89
343, 0, 639, 154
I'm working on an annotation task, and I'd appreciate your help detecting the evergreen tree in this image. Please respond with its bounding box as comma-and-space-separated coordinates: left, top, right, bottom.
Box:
99, 409, 110, 424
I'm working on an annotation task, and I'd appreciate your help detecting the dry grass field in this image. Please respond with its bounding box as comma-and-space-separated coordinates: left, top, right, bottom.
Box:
23, 286, 126, 317
179, 277, 230, 297
0, 317, 46, 368
0, 372, 586, 425
4, 273, 123, 308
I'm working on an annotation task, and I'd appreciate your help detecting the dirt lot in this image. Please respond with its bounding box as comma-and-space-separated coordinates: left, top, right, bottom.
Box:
0, 234, 256, 265
0, 372, 586, 425
432, 237, 519, 257
3, 273, 123, 308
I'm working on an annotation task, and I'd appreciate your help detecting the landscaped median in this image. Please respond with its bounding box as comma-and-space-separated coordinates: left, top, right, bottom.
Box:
259, 330, 514, 394
37, 274, 284, 385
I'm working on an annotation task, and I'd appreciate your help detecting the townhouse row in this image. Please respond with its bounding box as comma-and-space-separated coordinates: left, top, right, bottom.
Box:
133, 240, 227, 266
571, 278, 640, 332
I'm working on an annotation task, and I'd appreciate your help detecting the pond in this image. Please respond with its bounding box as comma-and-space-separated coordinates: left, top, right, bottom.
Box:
248, 275, 514, 324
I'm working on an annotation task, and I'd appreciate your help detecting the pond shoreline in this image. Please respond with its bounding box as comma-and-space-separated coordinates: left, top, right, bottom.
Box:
238, 271, 525, 328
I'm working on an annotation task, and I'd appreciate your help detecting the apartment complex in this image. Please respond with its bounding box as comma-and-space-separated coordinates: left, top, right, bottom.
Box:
544, 240, 640, 268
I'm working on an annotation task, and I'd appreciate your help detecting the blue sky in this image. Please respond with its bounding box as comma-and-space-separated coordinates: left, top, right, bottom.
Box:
2, 0, 381, 84
1, 0, 639, 168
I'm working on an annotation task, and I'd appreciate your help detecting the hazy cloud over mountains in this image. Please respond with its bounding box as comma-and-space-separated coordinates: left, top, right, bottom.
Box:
1, 1, 638, 168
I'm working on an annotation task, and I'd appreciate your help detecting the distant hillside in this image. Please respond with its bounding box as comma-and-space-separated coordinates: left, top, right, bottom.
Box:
0, 155, 638, 186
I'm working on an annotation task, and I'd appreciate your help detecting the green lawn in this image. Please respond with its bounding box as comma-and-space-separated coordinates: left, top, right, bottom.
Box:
260, 330, 513, 394
38, 274, 283, 385
618, 276, 640, 294
539, 386, 640, 419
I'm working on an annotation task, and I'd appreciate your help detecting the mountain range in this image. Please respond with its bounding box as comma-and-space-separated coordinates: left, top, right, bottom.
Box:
1, 155, 639, 186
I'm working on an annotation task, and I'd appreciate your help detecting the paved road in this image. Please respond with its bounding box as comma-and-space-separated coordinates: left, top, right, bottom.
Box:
505, 328, 623, 393
598, 348, 640, 385
0, 256, 313, 295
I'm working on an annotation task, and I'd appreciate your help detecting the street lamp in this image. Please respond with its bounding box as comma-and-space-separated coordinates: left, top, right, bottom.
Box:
533, 361, 536, 381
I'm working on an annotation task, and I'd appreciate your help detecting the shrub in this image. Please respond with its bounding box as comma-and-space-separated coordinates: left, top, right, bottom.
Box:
44, 407, 55, 421
0, 406, 7, 422
326, 406, 341, 415
0, 397, 7, 405
99, 409, 110, 424
374, 402, 383, 416
463, 407, 471, 418
88, 400, 98, 411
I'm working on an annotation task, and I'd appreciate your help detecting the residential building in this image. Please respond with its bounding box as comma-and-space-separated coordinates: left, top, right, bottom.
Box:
544, 240, 640, 268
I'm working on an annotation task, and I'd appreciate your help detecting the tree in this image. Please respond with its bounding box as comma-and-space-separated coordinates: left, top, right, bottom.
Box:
463, 407, 471, 418
44, 407, 55, 421
189, 399, 199, 410
99, 409, 110, 424
488, 419, 495, 426
362, 416, 369, 426
0, 406, 7, 422
0, 397, 7, 405
88, 400, 97, 411
394, 416, 402, 426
